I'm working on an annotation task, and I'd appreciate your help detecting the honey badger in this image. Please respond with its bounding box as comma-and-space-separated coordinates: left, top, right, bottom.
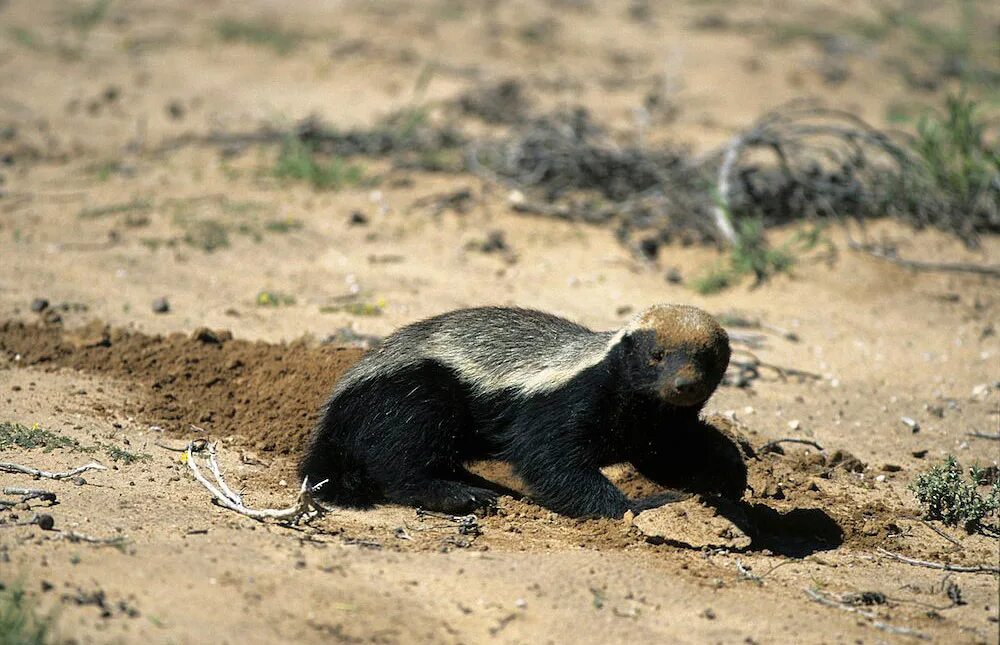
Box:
300, 304, 746, 518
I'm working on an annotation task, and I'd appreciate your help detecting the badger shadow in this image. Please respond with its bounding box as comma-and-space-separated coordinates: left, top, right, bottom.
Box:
713, 497, 844, 557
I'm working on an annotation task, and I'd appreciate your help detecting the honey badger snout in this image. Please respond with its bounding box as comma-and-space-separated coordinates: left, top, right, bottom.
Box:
660, 364, 710, 404
672, 374, 699, 396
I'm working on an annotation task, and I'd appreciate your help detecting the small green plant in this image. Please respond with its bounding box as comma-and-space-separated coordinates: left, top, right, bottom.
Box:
319, 299, 385, 316
256, 290, 296, 307
215, 18, 302, 55
689, 264, 736, 295
690, 219, 819, 294
0, 422, 83, 453
263, 218, 304, 233
7, 27, 44, 51
99, 444, 151, 465
273, 138, 364, 190
181, 219, 230, 252
913, 94, 999, 212
0, 582, 52, 645
910, 456, 1000, 534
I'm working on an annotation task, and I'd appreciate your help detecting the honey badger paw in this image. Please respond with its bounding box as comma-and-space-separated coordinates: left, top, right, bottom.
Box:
395, 480, 499, 515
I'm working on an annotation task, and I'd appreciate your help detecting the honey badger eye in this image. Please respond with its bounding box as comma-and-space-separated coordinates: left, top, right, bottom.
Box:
651, 349, 665, 362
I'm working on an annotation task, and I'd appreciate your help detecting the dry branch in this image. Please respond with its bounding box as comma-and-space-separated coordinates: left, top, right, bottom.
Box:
56, 530, 128, 547
759, 438, 825, 454
184, 442, 328, 524
804, 588, 929, 640
0, 461, 106, 480
0, 487, 57, 506
848, 241, 1000, 277
876, 547, 999, 575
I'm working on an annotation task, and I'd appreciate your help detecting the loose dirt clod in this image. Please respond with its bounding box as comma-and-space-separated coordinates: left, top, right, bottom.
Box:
633, 496, 752, 550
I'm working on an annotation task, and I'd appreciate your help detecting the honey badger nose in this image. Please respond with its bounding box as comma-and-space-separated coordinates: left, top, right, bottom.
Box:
673, 375, 698, 395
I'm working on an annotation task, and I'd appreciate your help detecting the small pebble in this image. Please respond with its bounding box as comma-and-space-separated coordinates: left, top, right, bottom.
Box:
166, 100, 185, 120
788, 420, 801, 431
901, 417, 919, 433
349, 210, 369, 226
30, 298, 49, 312
152, 297, 170, 314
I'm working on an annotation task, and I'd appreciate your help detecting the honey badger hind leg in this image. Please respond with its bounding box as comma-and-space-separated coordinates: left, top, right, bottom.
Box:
302, 360, 498, 514
388, 478, 499, 515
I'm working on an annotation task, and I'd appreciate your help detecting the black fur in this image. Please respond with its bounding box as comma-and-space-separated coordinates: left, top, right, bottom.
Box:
300, 306, 745, 518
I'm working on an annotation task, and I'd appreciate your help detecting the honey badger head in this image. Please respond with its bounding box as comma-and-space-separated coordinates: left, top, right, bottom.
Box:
616, 305, 730, 407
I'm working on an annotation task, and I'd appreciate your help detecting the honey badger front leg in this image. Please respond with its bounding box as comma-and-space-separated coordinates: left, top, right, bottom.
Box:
513, 447, 632, 519
627, 412, 748, 501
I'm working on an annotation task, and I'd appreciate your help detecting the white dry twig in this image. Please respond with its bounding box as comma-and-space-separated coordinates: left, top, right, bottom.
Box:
876, 547, 999, 575
184, 442, 328, 524
0, 461, 107, 480
712, 135, 741, 246
804, 588, 929, 640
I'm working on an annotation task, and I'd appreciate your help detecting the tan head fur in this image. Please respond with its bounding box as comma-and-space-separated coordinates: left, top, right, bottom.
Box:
622, 305, 728, 353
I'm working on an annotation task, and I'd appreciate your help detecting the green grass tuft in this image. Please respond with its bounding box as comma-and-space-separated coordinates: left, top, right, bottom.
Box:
690, 218, 822, 294
273, 138, 364, 190
913, 93, 999, 213
690, 263, 736, 295
181, 219, 230, 252
263, 218, 304, 233
0, 582, 52, 645
910, 456, 999, 534
215, 18, 302, 55
77, 198, 152, 220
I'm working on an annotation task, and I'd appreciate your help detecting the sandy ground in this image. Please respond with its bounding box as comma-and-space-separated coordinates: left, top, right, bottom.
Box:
1, 1, 999, 643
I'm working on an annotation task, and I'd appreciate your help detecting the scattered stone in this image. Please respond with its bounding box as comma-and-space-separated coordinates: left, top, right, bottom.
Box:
637, 237, 659, 260
901, 417, 920, 432
191, 328, 233, 345
829, 449, 866, 473
843, 591, 886, 606
665, 267, 683, 284
457, 78, 533, 124
971, 383, 992, 400
30, 298, 49, 312
478, 230, 509, 254
35, 514, 55, 531
349, 210, 369, 226
166, 100, 185, 120
911, 449, 928, 459
880, 463, 902, 473
152, 297, 170, 314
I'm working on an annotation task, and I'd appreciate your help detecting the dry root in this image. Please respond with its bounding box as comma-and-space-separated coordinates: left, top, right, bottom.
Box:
0, 461, 106, 480
184, 441, 328, 524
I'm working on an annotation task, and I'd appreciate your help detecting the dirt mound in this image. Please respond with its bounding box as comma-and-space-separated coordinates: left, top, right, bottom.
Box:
0, 320, 363, 453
